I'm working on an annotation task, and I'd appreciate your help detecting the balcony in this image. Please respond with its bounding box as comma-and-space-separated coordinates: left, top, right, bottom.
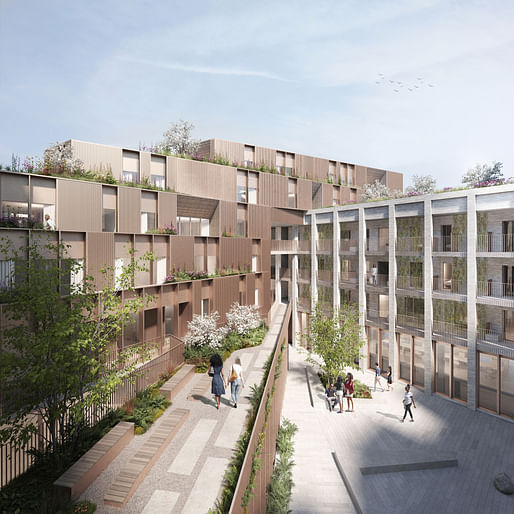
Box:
432, 235, 466, 253
477, 281, 514, 307
317, 270, 332, 283
433, 277, 467, 295
476, 328, 514, 355
366, 309, 389, 325
340, 271, 358, 284
297, 296, 311, 311
365, 273, 388, 288
316, 239, 332, 253
340, 239, 358, 254
396, 237, 423, 254
396, 314, 425, 331
477, 234, 514, 253
297, 268, 311, 281
366, 241, 389, 255
396, 275, 423, 290
432, 320, 467, 344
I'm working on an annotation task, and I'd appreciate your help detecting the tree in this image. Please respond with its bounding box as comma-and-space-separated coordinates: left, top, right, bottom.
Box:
184, 311, 228, 349
405, 174, 436, 195
0, 235, 153, 453
225, 302, 262, 336
461, 161, 503, 186
160, 120, 200, 156
44, 141, 84, 173
360, 180, 401, 201
306, 302, 364, 382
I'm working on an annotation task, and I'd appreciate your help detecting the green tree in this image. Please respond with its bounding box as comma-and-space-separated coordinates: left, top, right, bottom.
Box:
306, 302, 364, 382
0, 235, 154, 453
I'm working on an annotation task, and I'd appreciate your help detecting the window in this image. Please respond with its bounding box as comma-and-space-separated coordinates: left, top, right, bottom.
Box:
288, 179, 296, 208
150, 175, 165, 188
103, 209, 116, 232
379, 294, 388, 318
150, 155, 165, 189
413, 336, 424, 387
251, 255, 258, 272
285, 153, 294, 175
123, 312, 139, 347
237, 171, 247, 202
399, 334, 411, 381
177, 216, 210, 236
201, 298, 209, 316
237, 205, 247, 237
163, 305, 173, 336
115, 258, 125, 289
381, 330, 389, 372
368, 327, 379, 368
60, 258, 84, 294
102, 187, 116, 232
479, 353, 498, 411
248, 172, 258, 204
254, 288, 259, 306
0, 260, 14, 289
501, 357, 514, 418
122, 150, 139, 183
276, 151, 285, 174
141, 212, 156, 233
244, 145, 255, 168
156, 257, 166, 284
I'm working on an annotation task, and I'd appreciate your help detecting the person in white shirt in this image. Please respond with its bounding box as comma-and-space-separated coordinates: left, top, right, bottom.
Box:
371, 264, 377, 285
229, 357, 244, 408
44, 214, 56, 230
401, 384, 416, 422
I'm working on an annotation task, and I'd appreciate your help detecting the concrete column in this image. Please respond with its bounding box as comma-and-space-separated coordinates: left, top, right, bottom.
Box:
291, 225, 299, 347
311, 214, 317, 310
388, 205, 398, 381
424, 199, 434, 393
467, 193, 477, 409
358, 207, 367, 369
333, 207, 340, 312
275, 228, 281, 304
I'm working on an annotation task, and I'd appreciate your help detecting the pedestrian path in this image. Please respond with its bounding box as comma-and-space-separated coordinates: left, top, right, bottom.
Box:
79, 303, 288, 513
283, 346, 514, 514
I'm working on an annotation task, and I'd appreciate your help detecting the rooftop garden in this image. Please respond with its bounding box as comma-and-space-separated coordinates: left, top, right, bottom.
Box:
163, 266, 251, 284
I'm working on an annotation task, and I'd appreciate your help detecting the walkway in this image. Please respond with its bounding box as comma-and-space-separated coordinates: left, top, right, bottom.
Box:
283, 347, 514, 514
80, 304, 287, 513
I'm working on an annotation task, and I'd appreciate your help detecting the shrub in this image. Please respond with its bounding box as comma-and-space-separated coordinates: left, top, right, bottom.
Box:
123, 388, 171, 434
71, 500, 97, 513
226, 302, 262, 336
184, 311, 228, 349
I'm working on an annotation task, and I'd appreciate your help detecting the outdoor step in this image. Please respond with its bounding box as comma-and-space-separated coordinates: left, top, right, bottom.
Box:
104, 408, 189, 508
53, 421, 134, 502
159, 364, 195, 401
360, 454, 458, 475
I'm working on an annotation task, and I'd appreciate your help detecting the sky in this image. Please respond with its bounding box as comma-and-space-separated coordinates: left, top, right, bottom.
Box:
1, 0, 513, 189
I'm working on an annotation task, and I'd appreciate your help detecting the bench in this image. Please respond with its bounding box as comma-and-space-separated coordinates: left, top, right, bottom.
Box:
159, 364, 195, 401
53, 421, 134, 502
104, 408, 189, 508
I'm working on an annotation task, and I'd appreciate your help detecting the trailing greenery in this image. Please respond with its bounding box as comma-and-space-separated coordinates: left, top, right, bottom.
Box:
318, 371, 372, 399
266, 418, 298, 514
185, 324, 267, 372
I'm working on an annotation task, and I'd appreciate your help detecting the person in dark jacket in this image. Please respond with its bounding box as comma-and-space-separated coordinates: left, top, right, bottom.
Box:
210, 353, 226, 410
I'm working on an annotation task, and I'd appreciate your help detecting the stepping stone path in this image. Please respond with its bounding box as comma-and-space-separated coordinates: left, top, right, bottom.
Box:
104, 408, 189, 507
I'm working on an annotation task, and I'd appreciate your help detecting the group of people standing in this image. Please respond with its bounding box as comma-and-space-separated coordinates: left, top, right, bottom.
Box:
325, 373, 354, 413
209, 353, 244, 410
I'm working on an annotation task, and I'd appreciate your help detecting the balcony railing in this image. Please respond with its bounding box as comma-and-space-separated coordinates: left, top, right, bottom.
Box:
432, 320, 467, 340
271, 240, 297, 252
396, 275, 423, 290
340, 271, 358, 283
366, 273, 388, 287
366, 241, 389, 254
317, 269, 332, 282
396, 314, 424, 330
477, 281, 514, 300
396, 236, 423, 253
476, 327, 503, 344
317, 239, 332, 252
477, 234, 514, 253
432, 235, 466, 252
366, 309, 389, 323
297, 268, 311, 281
433, 277, 467, 295
297, 297, 311, 311
340, 239, 358, 253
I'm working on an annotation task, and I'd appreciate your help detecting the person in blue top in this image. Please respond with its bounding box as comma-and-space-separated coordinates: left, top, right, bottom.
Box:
374, 362, 384, 392
210, 353, 227, 410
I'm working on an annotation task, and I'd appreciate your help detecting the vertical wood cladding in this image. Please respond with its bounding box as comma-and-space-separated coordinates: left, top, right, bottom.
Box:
246, 274, 255, 305
297, 179, 312, 210
255, 146, 276, 170
219, 238, 251, 270
259, 173, 288, 208
355, 165, 367, 187
71, 140, 123, 179
57, 180, 102, 232
158, 191, 177, 228
260, 271, 271, 318
169, 236, 194, 270
86, 232, 114, 290
321, 183, 334, 208
248, 204, 271, 239
212, 139, 245, 164
140, 151, 151, 181
260, 239, 271, 279
118, 187, 141, 233
387, 171, 403, 191
219, 201, 237, 235
192, 280, 202, 314
153, 235, 168, 258
167, 156, 237, 201
340, 186, 351, 204
213, 275, 239, 324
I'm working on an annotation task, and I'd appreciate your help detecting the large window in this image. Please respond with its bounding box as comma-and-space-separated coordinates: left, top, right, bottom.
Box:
452, 346, 467, 401
237, 171, 247, 202
248, 173, 258, 204
177, 216, 209, 236
479, 353, 498, 412
150, 155, 166, 189
381, 330, 390, 372
368, 327, 379, 368
435, 342, 450, 395
434, 342, 467, 402
0, 260, 14, 290
501, 357, 514, 418
399, 333, 411, 381
413, 337, 425, 387
141, 212, 155, 233
123, 312, 139, 347
288, 179, 296, 208
237, 205, 247, 237
122, 150, 139, 183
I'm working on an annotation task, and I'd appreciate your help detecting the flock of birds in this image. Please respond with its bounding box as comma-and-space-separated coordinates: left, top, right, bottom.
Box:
375, 73, 435, 92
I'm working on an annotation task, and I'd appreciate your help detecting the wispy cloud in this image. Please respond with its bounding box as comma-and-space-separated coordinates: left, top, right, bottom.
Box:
118, 56, 294, 82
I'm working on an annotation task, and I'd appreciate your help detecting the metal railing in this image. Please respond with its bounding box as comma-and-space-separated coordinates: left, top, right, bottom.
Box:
432, 235, 466, 252
340, 271, 358, 283
367, 309, 389, 323
366, 241, 389, 254
340, 239, 358, 253
477, 281, 514, 299
316, 239, 332, 252
396, 275, 423, 290
433, 277, 467, 295
477, 233, 514, 252
317, 269, 332, 282
271, 240, 298, 252
396, 314, 425, 330
297, 297, 311, 310
396, 237, 423, 253
432, 320, 467, 340
476, 327, 503, 344
366, 273, 388, 287
297, 268, 311, 281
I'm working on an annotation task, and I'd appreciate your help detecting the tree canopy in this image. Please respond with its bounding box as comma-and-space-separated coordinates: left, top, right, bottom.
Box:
461, 162, 503, 186
406, 174, 436, 195
0, 235, 153, 453
160, 119, 200, 156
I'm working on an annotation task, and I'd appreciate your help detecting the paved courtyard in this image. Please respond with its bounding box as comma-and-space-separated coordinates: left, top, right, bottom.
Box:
284, 346, 514, 514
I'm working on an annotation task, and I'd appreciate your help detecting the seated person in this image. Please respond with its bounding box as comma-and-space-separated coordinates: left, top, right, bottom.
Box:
325, 383, 337, 411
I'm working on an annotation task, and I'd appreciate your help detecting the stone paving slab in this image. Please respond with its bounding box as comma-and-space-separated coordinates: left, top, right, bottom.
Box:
188, 374, 211, 401
215, 403, 251, 448
141, 490, 179, 514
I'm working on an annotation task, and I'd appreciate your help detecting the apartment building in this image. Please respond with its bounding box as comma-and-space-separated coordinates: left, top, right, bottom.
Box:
291, 185, 514, 420
0, 138, 398, 362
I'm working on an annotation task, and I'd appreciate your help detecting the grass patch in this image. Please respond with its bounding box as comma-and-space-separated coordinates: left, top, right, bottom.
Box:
318, 371, 372, 399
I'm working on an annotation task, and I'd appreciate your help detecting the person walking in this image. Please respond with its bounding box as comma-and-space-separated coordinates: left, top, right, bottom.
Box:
335, 376, 345, 413
229, 357, 244, 408
401, 384, 416, 422
344, 373, 354, 412
371, 264, 378, 285
209, 353, 227, 410
374, 362, 384, 392
386, 365, 393, 391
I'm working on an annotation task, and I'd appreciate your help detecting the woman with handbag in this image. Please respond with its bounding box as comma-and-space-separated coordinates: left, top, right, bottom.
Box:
228, 357, 244, 408
209, 353, 227, 410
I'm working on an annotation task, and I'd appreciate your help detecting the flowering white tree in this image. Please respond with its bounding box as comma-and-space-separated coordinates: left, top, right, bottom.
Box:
44, 140, 84, 172
160, 120, 200, 156
360, 180, 401, 201
226, 302, 262, 336
406, 174, 436, 195
184, 311, 227, 349
461, 162, 503, 186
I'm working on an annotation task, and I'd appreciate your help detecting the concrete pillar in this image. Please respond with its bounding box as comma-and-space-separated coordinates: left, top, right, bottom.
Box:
291, 225, 299, 347
358, 207, 367, 369
275, 228, 281, 304
388, 205, 398, 381
424, 199, 434, 393
333, 207, 340, 312
311, 214, 317, 310
467, 193, 477, 409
